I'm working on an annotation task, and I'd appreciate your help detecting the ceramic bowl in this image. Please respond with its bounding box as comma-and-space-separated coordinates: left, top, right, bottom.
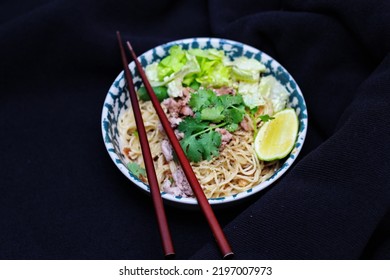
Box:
101, 37, 308, 208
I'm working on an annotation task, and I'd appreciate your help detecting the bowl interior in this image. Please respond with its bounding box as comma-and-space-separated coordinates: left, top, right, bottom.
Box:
101, 38, 308, 207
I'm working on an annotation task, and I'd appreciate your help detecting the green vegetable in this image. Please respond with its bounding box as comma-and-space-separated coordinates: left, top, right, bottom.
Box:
188, 89, 215, 111
195, 62, 231, 87
247, 109, 275, 138
151, 86, 168, 101
198, 130, 221, 160
238, 81, 265, 109
166, 53, 201, 97
177, 117, 210, 136
178, 113, 226, 162
157, 45, 187, 80
178, 89, 247, 162
258, 75, 288, 113
225, 122, 239, 132
166, 78, 183, 98
137, 86, 169, 102
249, 106, 259, 115
188, 89, 245, 125
180, 135, 204, 162
139, 46, 289, 163
189, 80, 201, 90
232, 56, 266, 82
190, 48, 231, 87
188, 48, 225, 60
145, 48, 201, 97
144, 46, 273, 106
224, 106, 245, 124
145, 46, 234, 96
127, 162, 146, 178
180, 130, 222, 162
217, 94, 244, 108
259, 114, 275, 122
200, 106, 225, 122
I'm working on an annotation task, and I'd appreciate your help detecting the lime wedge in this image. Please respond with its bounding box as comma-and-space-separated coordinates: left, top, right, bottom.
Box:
254, 108, 298, 161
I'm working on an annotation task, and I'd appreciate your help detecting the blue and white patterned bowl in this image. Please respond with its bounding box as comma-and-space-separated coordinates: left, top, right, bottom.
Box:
101, 38, 308, 208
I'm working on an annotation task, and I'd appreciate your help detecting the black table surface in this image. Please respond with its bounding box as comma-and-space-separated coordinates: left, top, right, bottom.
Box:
1, 0, 389, 259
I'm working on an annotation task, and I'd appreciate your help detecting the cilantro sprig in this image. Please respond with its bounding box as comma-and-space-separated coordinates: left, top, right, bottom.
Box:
178, 89, 246, 162
259, 114, 275, 122
248, 106, 275, 137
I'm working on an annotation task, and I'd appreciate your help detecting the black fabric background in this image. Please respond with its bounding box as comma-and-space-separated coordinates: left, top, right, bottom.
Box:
1, 0, 389, 260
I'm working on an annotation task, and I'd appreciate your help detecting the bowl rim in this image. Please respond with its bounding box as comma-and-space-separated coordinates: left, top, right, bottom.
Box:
101, 37, 308, 207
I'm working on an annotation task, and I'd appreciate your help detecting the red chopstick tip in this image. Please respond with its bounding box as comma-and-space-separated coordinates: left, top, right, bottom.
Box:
126, 41, 134, 51
116, 31, 123, 46
165, 252, 176, 259
223, 251, 234, 260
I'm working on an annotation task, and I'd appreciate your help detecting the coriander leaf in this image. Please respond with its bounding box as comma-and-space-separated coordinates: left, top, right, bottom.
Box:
188, 89, 217, 112
200, 105, 225, 122
224, 105, 245, 124
206, 89, 219, 105
249, 106, 259, 116
188, 89, 212, 111
259, 114, 275, 122
217, 94, 244, 108
225, 122, 239, 132
127, 162, 146, 178
177, 117, 209, 136
180, 135, 204, 162
198, 130, 221, 160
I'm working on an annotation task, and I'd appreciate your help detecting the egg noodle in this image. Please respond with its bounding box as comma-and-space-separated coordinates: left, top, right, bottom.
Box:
118, 98, 280, 199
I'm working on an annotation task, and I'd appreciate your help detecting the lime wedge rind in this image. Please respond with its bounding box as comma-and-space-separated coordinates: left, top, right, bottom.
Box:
254, 108, 299, 161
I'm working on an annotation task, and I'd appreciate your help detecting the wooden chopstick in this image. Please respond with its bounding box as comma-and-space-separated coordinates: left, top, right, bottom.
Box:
125, 39, 234, 259
116, 31, 175, 258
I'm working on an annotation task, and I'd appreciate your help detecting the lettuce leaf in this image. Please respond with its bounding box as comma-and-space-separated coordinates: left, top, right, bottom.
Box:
157, 45, 187, 80
165, 53, 201, 97
145, 47, 282, 108
187, 48, 231, 88
231, 56, 266, 82
195, 62, 231, 87
238, 81, 266, 109
145, 48, 201, 97
259, 75, 288, 112
127, 162, 146, 178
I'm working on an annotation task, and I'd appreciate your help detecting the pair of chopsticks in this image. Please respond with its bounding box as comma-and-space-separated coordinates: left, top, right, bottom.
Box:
116, 31, 233, 259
